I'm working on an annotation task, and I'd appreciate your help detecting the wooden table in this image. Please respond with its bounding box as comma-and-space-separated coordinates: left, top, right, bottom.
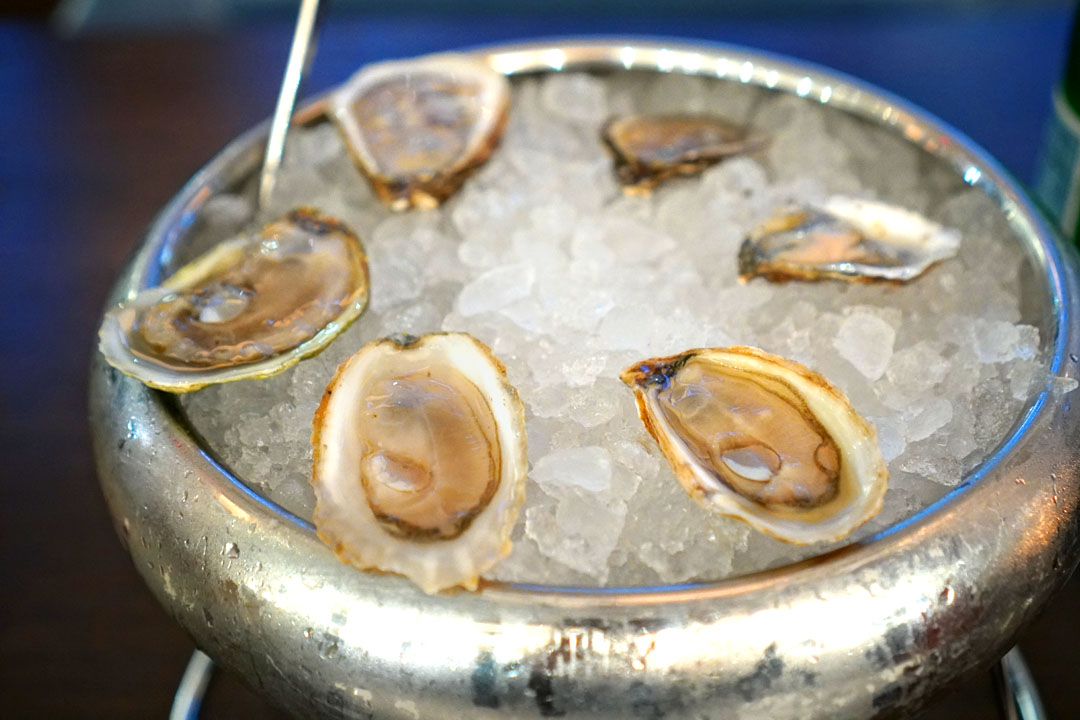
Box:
2, 7, 1077, 717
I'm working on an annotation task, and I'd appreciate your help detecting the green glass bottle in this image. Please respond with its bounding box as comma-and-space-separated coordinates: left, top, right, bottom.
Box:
1035, 9, 1080, 242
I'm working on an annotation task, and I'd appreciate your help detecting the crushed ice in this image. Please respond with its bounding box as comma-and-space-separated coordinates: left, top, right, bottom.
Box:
181, 71, 1046, 587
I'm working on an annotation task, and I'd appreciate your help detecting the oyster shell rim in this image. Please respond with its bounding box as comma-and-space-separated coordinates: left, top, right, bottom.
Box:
621, 345, 889, 545
738, 195, 962, 284
326, 52, 511, 211
310, 331, 529, 594
601, 113, 769, 194
97, 207, 371, 393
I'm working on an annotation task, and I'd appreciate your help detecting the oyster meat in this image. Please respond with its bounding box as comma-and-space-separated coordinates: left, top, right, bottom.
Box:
739, 196, 961, 283
328, 53, 510, 210
98, 207, 369, 392
311, 332, 527, 594
602, 114, 766, 193
621, 346, 887, 544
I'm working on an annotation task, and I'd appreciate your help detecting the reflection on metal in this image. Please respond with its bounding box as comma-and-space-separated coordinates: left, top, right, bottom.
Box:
543, 48, 566, 71
90, 40, 1080, 719
995, 648, 1047, 720
257, 0, 326, 211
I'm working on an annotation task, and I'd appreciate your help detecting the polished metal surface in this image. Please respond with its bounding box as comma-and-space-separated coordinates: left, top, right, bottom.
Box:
257, 0, 325, 210
90, 40, 1080, 719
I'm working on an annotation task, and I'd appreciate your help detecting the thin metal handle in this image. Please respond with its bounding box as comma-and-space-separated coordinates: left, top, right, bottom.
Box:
258, 0, 327, 211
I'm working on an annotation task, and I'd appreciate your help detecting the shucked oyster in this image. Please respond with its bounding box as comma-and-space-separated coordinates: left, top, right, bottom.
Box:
621, 346, 887, 544
311, 332, 527, 594
739, 196, 961, 283
602, 114, 766, 193
99, 208, 369, 392
328, 54, 510, 210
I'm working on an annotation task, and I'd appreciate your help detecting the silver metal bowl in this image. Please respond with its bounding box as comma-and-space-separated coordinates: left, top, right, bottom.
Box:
90, 40, 1080, 719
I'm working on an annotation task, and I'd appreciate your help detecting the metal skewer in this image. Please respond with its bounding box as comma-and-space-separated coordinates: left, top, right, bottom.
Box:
257, 0, 327, 210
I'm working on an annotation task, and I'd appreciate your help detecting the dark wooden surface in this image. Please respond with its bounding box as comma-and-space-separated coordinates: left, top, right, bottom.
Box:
1, 8, 1078, 717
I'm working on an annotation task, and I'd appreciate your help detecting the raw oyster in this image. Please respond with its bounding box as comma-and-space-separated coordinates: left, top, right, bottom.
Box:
328, 53, 510, 210
739, 196, 961, 283
602, 114, 766, 193
311, 332, 527, 594
99, 207, 369, 392
620, 346, 887, 544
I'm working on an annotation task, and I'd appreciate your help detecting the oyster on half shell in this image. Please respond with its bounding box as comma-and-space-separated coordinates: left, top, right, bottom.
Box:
98, 207, 369, 392
621, 346, 887, 544
311, 332, 527, 594
328, 54, 510, 211
739, 196, 961, 283
602, 114, 767, 193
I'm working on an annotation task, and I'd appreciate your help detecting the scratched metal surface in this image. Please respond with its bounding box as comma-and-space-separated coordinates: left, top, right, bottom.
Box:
89, 40, 1080, 718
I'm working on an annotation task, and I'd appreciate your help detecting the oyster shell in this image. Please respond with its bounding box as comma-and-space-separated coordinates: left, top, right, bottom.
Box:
328, 54, 510, 210
620, 346, 887, 544
311, 332, 527, 594
739, 196, 961, 283
98, 208, 369, 392
602, 114, 766, 193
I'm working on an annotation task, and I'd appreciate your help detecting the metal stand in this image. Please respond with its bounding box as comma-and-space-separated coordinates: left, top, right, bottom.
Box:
170, 650, 214, 720
994, 647, 1047, 720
